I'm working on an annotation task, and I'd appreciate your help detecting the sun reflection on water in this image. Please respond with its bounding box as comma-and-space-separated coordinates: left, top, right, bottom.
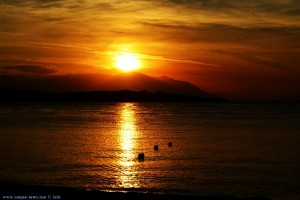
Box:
117, 103, 141, 188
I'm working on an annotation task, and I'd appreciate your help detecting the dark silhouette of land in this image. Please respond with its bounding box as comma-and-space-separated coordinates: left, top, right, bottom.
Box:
0, 90, 225, 102
0, 72, 228, 102
0, 72, 216, 98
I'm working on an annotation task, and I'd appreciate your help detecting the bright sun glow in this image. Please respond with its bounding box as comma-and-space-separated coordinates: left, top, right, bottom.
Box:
115, 52, 140, 72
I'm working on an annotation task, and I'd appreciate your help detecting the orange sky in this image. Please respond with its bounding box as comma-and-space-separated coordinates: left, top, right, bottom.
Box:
1, 0, 300, 100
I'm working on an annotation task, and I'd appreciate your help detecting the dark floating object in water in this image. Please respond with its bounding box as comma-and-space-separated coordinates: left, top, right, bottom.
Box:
154, 145, 158, 151
138, 153, 144, 161
168, 142, 173, 147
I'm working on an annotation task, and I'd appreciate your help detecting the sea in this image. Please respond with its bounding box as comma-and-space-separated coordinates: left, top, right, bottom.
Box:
0, 102, 299, 200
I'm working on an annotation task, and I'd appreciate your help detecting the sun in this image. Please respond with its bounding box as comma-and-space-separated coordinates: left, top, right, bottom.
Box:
115, 52, 141, 72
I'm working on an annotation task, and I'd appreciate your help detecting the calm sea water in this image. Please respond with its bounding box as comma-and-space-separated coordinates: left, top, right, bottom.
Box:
0, 102, 299, 199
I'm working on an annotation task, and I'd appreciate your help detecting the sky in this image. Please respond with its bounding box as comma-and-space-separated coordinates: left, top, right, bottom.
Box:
1, 0, 300, 100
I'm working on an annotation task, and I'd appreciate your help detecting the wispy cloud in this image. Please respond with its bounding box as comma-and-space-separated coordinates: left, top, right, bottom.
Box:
138, 53, 221, 67
2, 65, 58, 74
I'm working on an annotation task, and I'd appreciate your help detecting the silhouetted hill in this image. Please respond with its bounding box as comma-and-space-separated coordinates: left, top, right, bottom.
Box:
0, 72, 217, 99
0, 90, 224, 102
103, 72, 213, 98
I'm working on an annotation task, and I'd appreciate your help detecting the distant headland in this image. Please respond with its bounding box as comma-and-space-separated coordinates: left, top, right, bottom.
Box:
0, 90, 225, 103
0, 72, 226, 102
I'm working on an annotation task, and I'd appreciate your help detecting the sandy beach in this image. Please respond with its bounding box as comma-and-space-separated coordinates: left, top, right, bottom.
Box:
0, 181, 271, 200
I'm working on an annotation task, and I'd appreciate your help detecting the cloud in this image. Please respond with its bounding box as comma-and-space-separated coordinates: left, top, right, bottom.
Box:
139, 20, 300, 47
2, 65, 58, 74
163, 0, 300, 15
163, 0, 235, 8
137, 52, 221, 67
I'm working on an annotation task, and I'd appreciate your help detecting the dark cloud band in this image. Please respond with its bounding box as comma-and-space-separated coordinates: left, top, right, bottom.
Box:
2, 65, 58, 74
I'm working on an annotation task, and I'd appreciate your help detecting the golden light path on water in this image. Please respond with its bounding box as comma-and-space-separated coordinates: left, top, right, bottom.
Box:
117, 103, 141, 188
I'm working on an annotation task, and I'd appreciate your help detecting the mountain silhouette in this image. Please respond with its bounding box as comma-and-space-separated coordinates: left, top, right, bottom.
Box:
0, 72, 216, 99
102, 72, 212, 98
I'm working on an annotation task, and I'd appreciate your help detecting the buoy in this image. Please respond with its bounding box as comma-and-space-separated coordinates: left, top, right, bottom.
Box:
138, 153, 144, 161
168, 142, 173, 147
154, 145, 158, 151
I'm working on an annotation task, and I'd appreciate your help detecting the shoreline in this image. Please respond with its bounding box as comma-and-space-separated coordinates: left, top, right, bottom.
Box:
0, 181, 271, 200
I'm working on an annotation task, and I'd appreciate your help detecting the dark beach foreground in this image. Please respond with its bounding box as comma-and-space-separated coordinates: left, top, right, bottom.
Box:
0, 182, 271, 200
